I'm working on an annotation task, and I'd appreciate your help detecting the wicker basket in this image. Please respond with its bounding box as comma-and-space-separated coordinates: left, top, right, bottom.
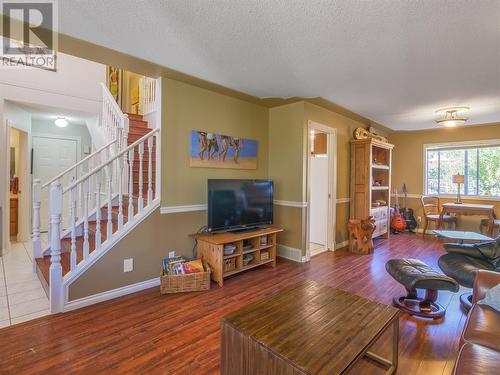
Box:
223, 258, 236, 273
160, 266, 211, 294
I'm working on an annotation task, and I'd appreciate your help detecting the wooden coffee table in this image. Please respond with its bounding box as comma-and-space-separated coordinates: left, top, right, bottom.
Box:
221, 280, 399, 374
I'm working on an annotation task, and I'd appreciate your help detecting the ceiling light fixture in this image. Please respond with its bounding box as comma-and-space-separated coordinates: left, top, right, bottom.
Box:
435, 107, 470, 128
54, 116, 68, 128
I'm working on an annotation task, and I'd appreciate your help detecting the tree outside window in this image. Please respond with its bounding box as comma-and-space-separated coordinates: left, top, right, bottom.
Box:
426, 144, 500, 197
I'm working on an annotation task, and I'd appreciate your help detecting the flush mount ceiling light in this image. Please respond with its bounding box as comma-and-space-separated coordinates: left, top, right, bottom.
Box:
54, 116, 68, 127
435, 107, 470, 128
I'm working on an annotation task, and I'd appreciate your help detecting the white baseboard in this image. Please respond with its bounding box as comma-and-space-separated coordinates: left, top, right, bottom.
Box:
160, 204, 207, 214
336, 240, 349, 249
63, 277, 160, 312
277, 244, 305, 263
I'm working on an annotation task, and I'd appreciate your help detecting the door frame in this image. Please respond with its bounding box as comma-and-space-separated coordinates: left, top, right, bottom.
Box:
305, 120, 337, 261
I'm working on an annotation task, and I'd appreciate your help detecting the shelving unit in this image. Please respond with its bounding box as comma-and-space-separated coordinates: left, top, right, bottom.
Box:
191, 227, 283, 286
350, 138, 394, 239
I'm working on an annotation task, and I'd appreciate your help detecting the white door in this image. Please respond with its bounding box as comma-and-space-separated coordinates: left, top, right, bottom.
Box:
33, 136, 78, 231
310, 156, 329, 249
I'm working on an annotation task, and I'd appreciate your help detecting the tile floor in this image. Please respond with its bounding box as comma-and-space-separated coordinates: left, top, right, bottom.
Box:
0, 235, 49, 327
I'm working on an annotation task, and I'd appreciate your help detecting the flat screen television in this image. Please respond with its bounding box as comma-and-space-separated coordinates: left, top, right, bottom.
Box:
208, 179, 274, 232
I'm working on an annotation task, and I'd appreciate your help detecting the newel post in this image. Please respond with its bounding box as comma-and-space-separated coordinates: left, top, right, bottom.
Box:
32, 179, 42, 272
49, 182, 64, 313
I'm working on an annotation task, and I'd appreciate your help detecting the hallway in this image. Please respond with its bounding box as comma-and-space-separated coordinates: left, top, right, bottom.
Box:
0, 237, 49, 327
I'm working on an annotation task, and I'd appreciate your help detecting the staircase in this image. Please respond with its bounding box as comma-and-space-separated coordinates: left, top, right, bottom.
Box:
35, 114, 156, 287
32, 82, 161, 313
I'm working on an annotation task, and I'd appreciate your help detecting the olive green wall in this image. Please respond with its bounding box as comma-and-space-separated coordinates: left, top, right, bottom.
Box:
69, 79, 270, 300
268, 102, 305, 202
389, 123, 500, 231
69, 210, 205, 300
268, 101, 387, 254
162, 78, 269, 206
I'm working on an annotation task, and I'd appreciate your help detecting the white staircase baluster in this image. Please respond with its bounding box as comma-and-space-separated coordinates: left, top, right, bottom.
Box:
155, 132, 160, 200
83, 178, 90, 260
138, 142, 144, 211
95, 169, 102, 249
128, 149, 134, 221
32, 179, 42, 272
122, 114, 129, 152
118, 152, 124, 229
106, 161, 113, 237
49, 182, 63, 313
70, 187, 77, 272
147, 136, 153, 206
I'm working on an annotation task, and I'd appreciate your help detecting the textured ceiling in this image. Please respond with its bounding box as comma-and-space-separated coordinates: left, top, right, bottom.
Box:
59, 1, 500, 131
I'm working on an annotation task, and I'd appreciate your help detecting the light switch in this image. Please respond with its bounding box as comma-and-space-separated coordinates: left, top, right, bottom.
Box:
168, 251, 175, 258
124, 258, 133, 272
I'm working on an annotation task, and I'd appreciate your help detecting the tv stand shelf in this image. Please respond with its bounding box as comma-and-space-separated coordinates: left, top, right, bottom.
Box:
191, 227, 283, 286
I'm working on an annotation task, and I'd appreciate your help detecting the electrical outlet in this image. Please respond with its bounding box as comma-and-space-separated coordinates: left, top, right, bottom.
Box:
417, 216, 422, 224
169, 251, 176, 258
123, 258, 133, 272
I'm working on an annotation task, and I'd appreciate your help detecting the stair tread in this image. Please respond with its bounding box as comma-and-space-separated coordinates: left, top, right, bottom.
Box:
126, 113, 143, 119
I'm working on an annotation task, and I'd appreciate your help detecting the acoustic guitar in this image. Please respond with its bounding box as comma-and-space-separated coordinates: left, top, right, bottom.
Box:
391, 189, 407, 233
402, 184, 417, 232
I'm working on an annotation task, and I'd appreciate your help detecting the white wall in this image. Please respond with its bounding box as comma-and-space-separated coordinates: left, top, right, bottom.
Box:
309, 156, 328, 245
0, 52, 106, 251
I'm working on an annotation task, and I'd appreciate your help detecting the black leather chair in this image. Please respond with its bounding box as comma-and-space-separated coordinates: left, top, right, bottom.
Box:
438, 237, 500, 310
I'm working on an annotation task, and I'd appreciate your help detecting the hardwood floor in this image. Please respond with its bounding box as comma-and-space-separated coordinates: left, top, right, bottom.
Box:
0, 234, 468, 374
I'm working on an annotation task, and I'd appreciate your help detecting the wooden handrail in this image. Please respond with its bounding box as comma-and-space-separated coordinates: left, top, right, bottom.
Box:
62, 128, 159, 194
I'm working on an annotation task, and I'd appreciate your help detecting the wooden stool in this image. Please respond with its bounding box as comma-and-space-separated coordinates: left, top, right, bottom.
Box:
348, 217, 376, 254
385, 258, 459, 319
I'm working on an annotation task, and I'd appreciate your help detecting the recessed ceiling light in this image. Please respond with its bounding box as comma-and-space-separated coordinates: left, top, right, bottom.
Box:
54, 116, 68, 127
435, 107, 469, 128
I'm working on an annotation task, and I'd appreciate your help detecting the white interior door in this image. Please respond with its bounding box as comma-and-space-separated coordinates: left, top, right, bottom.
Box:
33, 136, 78, 231
306, 121, 337, 261
309, 156, 328, 247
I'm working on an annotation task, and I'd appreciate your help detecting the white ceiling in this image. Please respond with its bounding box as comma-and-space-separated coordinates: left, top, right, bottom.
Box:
59, 0, 500, 131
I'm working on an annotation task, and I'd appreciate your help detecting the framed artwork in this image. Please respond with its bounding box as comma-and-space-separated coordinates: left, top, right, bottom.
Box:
190, 130, 257, 170
106, 66, 122, 107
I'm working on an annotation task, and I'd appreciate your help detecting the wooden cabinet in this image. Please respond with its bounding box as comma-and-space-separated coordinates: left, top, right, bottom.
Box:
350, 139, 394, 239
191, 227, 283, 286
10, 195, 18, 237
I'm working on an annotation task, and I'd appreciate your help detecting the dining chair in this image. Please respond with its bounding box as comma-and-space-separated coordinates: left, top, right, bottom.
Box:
420, 195, 457, 235
479, 213, 500, 236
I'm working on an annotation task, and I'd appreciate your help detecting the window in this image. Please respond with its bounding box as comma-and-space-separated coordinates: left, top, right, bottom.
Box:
425, 142, 500, 198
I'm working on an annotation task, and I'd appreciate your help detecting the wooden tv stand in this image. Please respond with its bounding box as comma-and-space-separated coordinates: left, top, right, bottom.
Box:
191, 227, 283, 286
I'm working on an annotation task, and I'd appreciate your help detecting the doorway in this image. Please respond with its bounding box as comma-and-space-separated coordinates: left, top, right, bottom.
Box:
7, 125, 30, 244
306, 121, 337, 260
3, 122, 50, 326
